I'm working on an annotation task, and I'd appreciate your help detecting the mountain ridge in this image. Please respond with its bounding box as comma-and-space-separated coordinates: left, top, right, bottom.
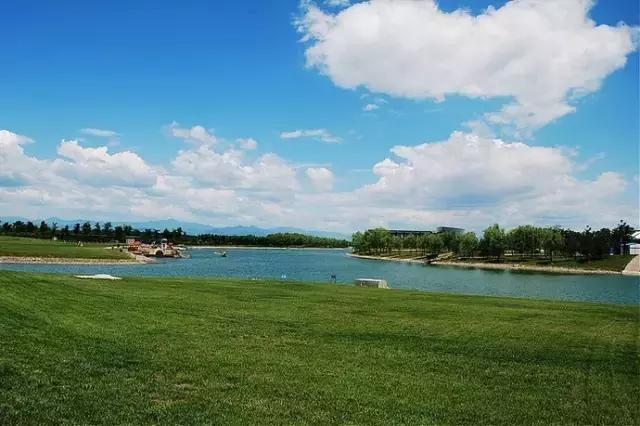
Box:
0, 216, 350, 240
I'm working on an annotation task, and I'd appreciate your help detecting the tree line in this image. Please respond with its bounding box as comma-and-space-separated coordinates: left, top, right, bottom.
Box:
0, 220, 350, 248
352, 221, 636, 261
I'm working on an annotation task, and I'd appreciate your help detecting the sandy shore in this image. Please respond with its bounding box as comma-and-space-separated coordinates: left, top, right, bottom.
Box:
0, 252, 148, 265
346, 253, 427, 264
348, 253, 635, 276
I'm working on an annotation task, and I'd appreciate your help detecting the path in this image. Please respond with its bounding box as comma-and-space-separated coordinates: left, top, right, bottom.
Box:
622, 255, 640, 276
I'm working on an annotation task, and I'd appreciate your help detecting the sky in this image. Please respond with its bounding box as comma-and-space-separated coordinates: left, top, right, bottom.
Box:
0, 0, 638, 233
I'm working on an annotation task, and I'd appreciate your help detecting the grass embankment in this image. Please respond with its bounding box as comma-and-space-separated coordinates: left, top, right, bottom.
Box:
452, 255, 636, 272
355, 251, 636, 273
0, 236, 129, 260
1, 271, 638, 424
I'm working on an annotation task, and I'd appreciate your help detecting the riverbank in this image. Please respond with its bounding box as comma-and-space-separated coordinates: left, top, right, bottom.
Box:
0, 270, 637, 424
0, 253, 144, 265
347, 253, 639, 276
188, 245, 347, 250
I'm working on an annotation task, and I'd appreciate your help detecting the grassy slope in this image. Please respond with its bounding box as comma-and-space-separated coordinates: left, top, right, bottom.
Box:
0, 271, 638, 425
547, 255, 636, 272
0, 236, 129, 260
452, 255, 636, 272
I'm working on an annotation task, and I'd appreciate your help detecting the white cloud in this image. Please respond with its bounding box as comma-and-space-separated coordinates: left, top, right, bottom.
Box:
297, 0, 638, 131
237, 137, 258, 150
363, 103, 379, 112
353, 131, 633, 229
52, 140, 156, 187
79, 128, 119, 138
280, 128, 341, 143
169, 122, 217, 145
172, 145, 299, 192
306, 167, 335, 191
0, 127, 636, 232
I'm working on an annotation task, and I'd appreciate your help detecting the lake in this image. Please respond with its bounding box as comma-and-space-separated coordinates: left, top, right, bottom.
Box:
1, 248, 637, 304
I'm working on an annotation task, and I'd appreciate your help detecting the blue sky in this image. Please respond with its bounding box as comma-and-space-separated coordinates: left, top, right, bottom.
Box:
0, 0, 638, 232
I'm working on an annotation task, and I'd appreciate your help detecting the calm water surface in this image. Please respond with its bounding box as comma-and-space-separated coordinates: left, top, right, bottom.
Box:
1, 248, 637, 304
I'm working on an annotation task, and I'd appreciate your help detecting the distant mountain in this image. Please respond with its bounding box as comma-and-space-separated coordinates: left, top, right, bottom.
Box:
0, 216, 350, 240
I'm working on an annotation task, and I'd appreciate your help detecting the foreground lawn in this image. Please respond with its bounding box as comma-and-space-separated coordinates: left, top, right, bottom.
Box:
0, 236, 129, 260
0, 271, 638, 424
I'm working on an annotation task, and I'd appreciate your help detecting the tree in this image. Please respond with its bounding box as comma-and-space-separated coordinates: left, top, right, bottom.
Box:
482, 224, 506, 260
404, 234, 417, 254
114, 226, 125, 243
458, 232, 478, 257
440, 231, 459, 253
103, 222, 113, 239
392, 236, 403, 254
425, 233, 444, 255
611, 220, 635, 255
38, 221, 50, 237
540, 227, 563, 261
60, 225, 70, 240
81, 222, 92, 237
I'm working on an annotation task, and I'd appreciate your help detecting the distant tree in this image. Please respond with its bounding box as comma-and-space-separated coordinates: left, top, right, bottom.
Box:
440, 231, 459, 253
60, 225, 70, 240
482, 224, 506, 260
81, 222, 92, 237
611, 220, 635, 255
458, 232, 478, 257
114, 226, 125, 243
540, 227, 563, 261
404, 234, 417, 254
425, 233, 444, 255
38, 221, 50, 237
103, 222, 113, 239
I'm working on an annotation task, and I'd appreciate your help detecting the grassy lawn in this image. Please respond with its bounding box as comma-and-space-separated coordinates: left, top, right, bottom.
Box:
454, 255, 636, 272
544, 255, 636, 272
0, 236, 129, 260
0, 271, 638, 425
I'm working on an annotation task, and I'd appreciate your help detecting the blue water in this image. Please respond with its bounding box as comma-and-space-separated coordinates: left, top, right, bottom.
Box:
1, 248, 638, 304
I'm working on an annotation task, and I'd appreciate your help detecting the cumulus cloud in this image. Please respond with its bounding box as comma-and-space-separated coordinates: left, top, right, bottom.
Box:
306, 167, 335, 191
237, 137, 258, 150
354, 131, 633, 228
52, 140, 157, 187
363, 103, 379, 112
0, 127, 636, 232
280, 128, 341, 143
169, 122, 217, 145
297, 0, 638, 131
0, 130, 40, 187
172, 145, 299, 192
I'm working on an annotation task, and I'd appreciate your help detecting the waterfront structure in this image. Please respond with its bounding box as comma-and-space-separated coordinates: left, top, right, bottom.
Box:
436, 226, 465, 235
387, 229, 432, 238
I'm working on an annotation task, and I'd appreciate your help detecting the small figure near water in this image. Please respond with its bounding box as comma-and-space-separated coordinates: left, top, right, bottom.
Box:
330, 273, 337, 284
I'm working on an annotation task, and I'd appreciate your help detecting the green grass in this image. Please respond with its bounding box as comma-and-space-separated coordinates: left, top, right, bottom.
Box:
455, 255, 636, 272
0, 236, 129, 260
0, 271, 638, 424
545, 255, 636, 272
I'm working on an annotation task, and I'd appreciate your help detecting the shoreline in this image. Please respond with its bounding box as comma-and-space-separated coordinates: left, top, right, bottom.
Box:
347, 253, 638, 276
188, 246, 348, 250
0, 252, 150, 265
